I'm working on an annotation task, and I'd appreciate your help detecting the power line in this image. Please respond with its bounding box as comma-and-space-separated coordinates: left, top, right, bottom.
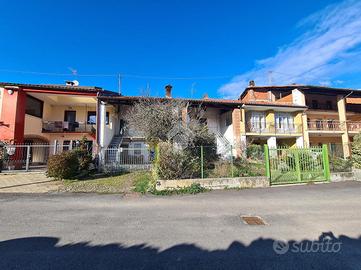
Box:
0, 68, 235, 81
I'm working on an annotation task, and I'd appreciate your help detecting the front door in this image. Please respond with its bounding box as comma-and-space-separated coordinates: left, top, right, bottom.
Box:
64, 111, 76, 131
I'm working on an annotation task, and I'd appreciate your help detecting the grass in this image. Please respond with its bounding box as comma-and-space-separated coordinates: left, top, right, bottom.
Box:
62, 171, 152, 194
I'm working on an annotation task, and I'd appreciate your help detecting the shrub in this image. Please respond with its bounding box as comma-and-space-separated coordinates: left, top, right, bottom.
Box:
156, 142, 200, 180
133, 173, 153, 194
152, 183, 206, 195
73, 137, 93, 171
352, 133, 361, 169
47, 151, 80, 179
246, 144, 264, 160
330, 157, 352, 172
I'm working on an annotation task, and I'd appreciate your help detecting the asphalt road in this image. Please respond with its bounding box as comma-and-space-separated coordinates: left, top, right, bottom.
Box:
0, 181, 361, 270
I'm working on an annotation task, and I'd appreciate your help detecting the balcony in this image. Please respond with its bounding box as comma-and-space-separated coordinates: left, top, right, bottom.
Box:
307, 120, 343, 131
42, 121, 95, 133
246, 122, 302, 135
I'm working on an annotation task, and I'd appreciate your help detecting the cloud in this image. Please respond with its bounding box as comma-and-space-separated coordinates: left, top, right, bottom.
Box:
219, 0, 361, 98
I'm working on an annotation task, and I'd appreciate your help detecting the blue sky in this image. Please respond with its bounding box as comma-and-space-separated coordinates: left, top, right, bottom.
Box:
1, 0, 360, 98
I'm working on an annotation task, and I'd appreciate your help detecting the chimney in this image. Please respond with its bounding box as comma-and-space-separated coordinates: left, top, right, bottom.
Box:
165, 84, 172, 98
249, 80, 255, 87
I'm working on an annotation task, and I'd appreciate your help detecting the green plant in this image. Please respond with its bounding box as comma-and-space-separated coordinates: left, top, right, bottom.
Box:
73, 137, 93, 171
152, 183, 206, 195
47, 151, 80, 179
133, 173, 152, 194
246, 144, 264, 160
352, 133, 361, 169
330, 157, 352, 172
156, 142, 200, 180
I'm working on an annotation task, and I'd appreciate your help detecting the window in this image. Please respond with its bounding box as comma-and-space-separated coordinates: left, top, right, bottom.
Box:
275, 113, 294, 131
326, 101, 333, 110
25, 95, 43, 118
311, 100, 319, 109
87, 111, 109, 125
87, 111, 96, 124
134, 143, 142, 156
249, 112, 266, 132
225, 111, 232, 126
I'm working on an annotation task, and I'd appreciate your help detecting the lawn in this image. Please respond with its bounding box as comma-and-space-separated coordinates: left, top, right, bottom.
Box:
61, 171, 152, 194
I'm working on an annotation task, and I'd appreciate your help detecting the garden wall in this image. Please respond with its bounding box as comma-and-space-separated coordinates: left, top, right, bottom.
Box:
156, 176, 269, 191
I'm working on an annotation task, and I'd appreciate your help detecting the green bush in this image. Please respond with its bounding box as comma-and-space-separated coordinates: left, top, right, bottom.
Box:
47, 151, 80, 179
152, 183, 206, 195
73, 137, 93, 171
156, 142, 200, 180
133, 173, 153, 194
330, 157, 352, 172
352, 133, 361, 169
246, 144, 264, 160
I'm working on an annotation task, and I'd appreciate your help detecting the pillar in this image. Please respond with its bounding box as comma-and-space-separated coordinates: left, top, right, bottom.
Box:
296, 136, 304, 148
98, 101, 107, 148
337, 95, 350, 158
232, 108, 241, 157
0, 88, 26, 143
267, 137, 277, 148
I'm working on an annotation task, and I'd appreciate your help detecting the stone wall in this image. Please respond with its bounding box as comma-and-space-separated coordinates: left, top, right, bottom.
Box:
156, 176, 269, 191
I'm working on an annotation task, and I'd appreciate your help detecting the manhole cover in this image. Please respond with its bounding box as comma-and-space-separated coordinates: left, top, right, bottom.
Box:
241, 215, 267, 225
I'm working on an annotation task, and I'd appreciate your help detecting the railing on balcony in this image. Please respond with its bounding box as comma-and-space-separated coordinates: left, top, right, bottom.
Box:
307, 120, 343, 131
42, 121, 96, 133
246, 122, 302, 134
347, 122, 361, 132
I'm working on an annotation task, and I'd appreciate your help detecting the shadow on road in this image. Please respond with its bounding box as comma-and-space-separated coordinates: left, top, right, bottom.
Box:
0, 232, 360, 269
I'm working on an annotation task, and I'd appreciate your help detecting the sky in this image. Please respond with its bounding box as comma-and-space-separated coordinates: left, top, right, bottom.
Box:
1, 0, 361, 99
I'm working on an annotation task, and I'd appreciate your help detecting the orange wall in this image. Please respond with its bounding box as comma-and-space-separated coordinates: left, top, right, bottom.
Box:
0, 89, 26, 143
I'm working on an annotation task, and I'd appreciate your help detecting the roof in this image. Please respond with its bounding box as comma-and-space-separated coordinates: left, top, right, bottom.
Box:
98, 95, 243, 107
0, 82, 117, 96
241, 84, 361, 99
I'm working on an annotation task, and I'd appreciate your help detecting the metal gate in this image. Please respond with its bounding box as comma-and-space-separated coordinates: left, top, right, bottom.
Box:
264, 145, 330, 185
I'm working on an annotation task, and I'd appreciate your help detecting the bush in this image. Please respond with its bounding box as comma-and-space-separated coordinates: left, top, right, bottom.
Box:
352, 133, 361, 169
330, 157, 352, 172
152, 183, 206, 195
246, 144, 264, 160
47, 151, 80, 179
156, 142, 200, 180
73, 137, 93, 171
133, 173, 153, 194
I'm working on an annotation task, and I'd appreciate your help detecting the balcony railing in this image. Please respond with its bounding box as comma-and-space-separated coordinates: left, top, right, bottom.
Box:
246, 122, 302, 134
347, 122, 361, 132
307, 120, 343, 131
42, 121, 95, 133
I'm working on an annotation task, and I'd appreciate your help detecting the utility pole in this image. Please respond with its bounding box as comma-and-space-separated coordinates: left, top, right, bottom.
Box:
118, 74, 122, 95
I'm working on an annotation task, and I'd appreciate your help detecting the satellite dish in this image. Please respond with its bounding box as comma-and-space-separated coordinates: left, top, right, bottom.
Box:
72, 80, 79, 86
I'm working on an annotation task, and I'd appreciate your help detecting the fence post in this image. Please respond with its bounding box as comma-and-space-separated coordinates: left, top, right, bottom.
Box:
25, 145, 30, 171
200, 145, 204, 179
264, 144, 271, 180
230, 145, 234, 177
322, 144, 331, 181
294, 149, 302, 182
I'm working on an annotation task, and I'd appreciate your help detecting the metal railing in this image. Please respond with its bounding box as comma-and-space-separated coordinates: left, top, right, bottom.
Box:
346, 122, 361, 132
99, 147, 154, 172
42, 121, 95, 133
246, 122, 302, 134
307, 120, 343, 131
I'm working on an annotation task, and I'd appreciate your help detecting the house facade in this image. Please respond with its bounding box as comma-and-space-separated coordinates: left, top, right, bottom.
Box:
0, 82, 116, 154
1, 81, 360, 166
239, 83, 361, 158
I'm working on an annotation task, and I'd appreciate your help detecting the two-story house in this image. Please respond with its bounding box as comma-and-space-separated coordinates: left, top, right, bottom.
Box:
239, 82, 361, 158
0, 82, 115, 167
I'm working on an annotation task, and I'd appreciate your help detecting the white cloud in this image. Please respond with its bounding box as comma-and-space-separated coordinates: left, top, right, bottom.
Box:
219, 0, 361, 98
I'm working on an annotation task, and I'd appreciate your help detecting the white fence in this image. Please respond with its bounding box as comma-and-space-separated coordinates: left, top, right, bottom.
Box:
1, 144, 75, 171
99, 147, 154, 172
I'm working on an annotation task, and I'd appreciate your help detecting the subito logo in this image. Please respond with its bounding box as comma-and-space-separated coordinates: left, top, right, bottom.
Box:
273, 240, 289, 255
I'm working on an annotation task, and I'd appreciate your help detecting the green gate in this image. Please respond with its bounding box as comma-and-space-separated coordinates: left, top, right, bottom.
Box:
264, 144, 331, 185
